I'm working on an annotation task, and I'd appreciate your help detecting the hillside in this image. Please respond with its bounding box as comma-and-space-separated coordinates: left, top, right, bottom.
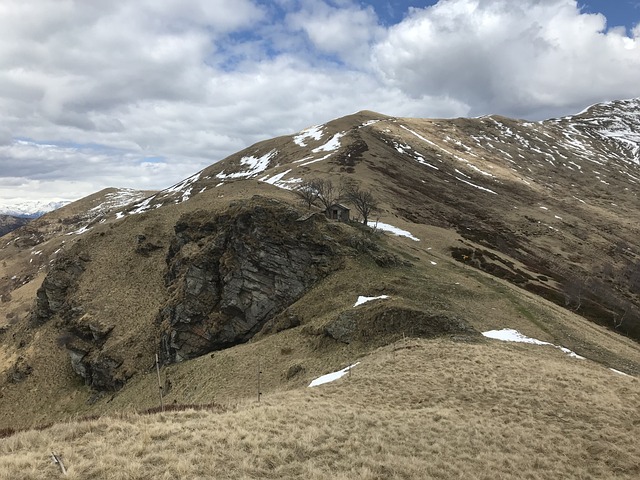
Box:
0, 215, 29, 237
0, 100, 639, 478
1, 337, 638, 479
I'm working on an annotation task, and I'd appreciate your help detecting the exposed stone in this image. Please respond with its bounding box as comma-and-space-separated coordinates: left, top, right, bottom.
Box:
69, 313, 114, 344
66, 337, 126, 391
135, 234, 163, 256
323, 306, 479, 345
6, 356, 33, 383
285, 364, 305, 380
31, 248, 89, 324
158, 198, 345, 363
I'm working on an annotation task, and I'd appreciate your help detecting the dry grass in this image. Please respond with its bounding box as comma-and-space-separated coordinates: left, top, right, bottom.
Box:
0, 338, 638, 479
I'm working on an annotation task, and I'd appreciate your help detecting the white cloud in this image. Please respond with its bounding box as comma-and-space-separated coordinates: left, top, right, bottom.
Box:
373, 0, 640, 118
0, 0, 638, 204
286, 0, 383, 65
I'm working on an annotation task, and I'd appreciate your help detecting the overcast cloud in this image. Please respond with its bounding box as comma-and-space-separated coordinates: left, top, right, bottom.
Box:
1, 0, 639, 204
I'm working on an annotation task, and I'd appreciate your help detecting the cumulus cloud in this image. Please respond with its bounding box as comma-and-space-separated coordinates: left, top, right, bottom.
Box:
0, 0, 639, 203
286, 0, 383, 65
373, 0, 640, 118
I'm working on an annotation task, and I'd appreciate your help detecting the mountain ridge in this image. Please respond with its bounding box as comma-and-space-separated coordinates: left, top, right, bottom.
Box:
0, 98, 639, 449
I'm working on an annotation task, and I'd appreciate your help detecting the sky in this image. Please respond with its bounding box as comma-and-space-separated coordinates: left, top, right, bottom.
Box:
1, 0, 639, 205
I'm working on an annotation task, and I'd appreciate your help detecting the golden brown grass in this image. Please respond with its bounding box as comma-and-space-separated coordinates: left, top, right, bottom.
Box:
1, 338, 638, 479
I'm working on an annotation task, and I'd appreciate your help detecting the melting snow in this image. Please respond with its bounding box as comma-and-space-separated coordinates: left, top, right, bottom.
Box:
89, 188, 148, 215
610, 368, 631, 377
301, 153, 332, 166
368, 221, 420, 241
454, 176, 498, 195
216, 150, 277, 180
482, 329, 585, 359
308, 363, 360, 387
294, 125, 324, 147
165, 172, 201, 202
263, 169, 291, 185
66, 225, 91, 236
354, 295, 389, 307
129, 196, 156, 215
312, 132, 345, 153
261, 170, 302, 190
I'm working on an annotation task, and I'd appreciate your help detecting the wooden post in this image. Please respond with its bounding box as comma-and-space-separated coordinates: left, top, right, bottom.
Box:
51, 452, 67, 476
155, 354, 164, 413
257, 358, 262, 403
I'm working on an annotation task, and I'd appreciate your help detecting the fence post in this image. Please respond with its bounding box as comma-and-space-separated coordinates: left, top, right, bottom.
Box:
257, 358, 262, 403
155, 354, 164, 413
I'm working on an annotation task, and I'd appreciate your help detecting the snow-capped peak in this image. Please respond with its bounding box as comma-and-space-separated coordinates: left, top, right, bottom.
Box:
0, 199, 70, 218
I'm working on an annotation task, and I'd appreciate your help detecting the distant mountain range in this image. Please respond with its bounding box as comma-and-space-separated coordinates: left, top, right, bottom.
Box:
0, 200, 71, 218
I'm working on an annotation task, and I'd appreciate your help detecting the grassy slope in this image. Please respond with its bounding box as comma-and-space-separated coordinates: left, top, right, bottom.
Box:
1, 116, 640, 476
0, 337, 638, 479
1, 181, 639, 429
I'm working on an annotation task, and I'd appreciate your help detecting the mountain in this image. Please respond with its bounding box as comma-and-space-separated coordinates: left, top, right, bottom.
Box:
0, 200, 71, 218
0, 101, 639, 478
0, 215, 29, 237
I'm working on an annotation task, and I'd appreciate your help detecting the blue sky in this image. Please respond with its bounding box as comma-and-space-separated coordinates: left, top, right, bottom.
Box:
0, 0, 639, 205
372, 1, 640, 29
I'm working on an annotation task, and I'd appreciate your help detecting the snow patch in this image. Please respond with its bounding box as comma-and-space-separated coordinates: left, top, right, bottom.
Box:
301, 153, 332, 166
66, 225, 91, 236
482, 329, 584, 359
454, 177, 498, 195
312, 132, 345, 153
353, 295, 389, 307
129, 196, 156, 215
368, 221, 420, 241
294, 125, 324, 147
263, 169, 291, 185
216, 150, 277, 180
308, 363, 360, 387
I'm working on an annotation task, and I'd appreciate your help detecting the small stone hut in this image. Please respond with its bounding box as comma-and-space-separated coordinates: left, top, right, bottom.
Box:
325, 204, 350, 222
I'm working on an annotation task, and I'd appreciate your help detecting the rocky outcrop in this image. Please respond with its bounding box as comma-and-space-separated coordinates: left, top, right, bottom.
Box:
30, 248, 127, 390
67, 339, 126, 391
158, 198, 345, 363
31, 249, 89, 324
6, 356, 32, 383
323, 305, 479, 345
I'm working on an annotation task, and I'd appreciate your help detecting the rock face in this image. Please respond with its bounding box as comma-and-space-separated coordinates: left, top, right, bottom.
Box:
30, 248, 129, 390
31, 249, 89, 324
158, 198, 344, 363
66, 340, 125, 391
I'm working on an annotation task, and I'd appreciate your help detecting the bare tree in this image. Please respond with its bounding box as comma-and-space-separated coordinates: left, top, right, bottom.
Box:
315, 179, 343, 210
563, 277, 585, 311
345, 184, 378, 224
294, 179, 321, 209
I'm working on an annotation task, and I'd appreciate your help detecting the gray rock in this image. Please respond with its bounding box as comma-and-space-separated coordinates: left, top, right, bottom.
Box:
31, 249, 88, 324
158, 199, 344, 363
